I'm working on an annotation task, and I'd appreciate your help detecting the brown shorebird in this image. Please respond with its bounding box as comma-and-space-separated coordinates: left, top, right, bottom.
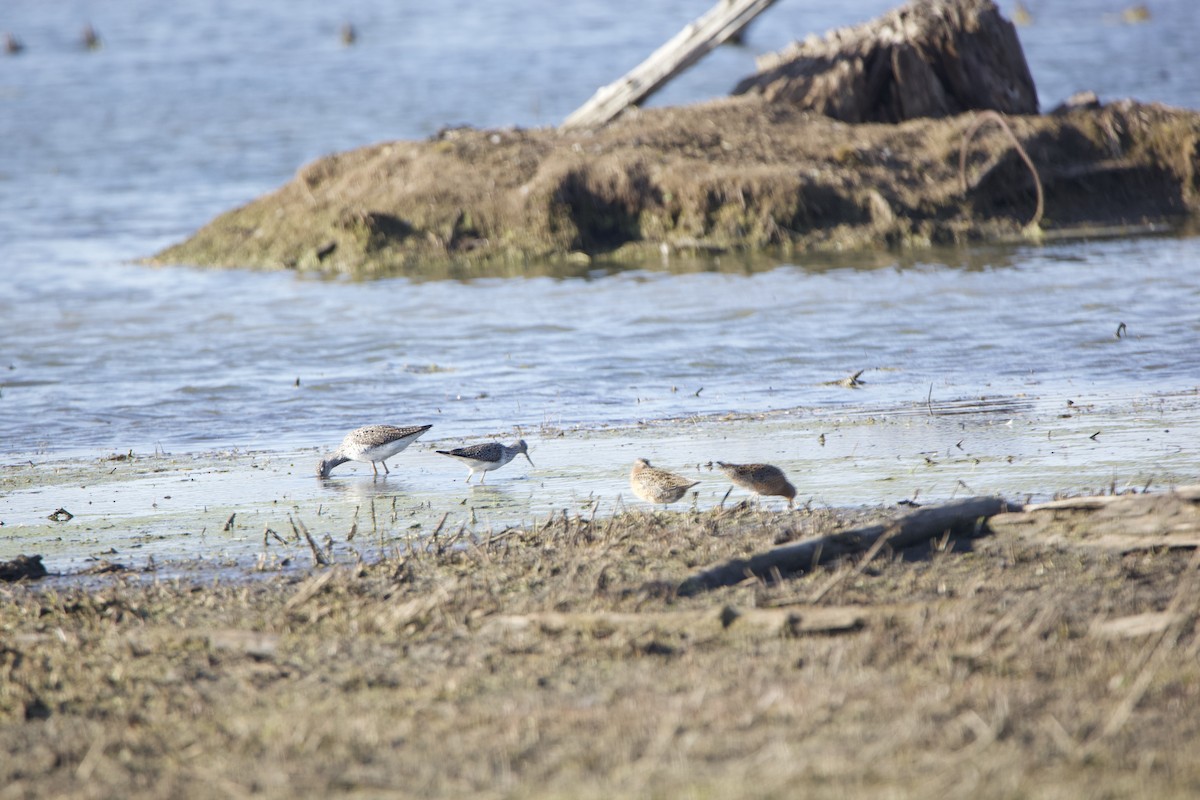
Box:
630, 458, 698, 505
317, 424, 432, 478
437, 439, 532, 484
716, 461, 796, 508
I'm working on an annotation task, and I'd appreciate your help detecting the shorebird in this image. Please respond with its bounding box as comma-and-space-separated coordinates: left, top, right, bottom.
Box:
716, 461, 796, 508
630, 458, 698, 505
4, 33, 24, 55
317, 424, 432, 478
81, 23, 101, 50
437, 439, 532, 483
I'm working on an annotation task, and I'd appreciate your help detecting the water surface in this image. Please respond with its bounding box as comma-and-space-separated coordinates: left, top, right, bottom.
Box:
2, 0, 1199, 574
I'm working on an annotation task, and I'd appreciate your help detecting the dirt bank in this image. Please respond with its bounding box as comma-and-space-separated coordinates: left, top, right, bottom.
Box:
151, 97, 1200, 279
3, 495, 1200, 798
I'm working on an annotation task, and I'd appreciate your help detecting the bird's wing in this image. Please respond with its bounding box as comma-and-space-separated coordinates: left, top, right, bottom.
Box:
446, 442, 503, 461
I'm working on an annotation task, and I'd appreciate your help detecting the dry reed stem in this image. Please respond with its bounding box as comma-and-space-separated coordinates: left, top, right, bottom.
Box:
808, 521, 901, 603
290, 514, 330, 567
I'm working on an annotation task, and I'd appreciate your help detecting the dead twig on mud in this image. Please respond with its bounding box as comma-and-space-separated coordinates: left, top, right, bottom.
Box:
263, 526, 288, 547
290, 513, 330, 567
282, 569, 337, 612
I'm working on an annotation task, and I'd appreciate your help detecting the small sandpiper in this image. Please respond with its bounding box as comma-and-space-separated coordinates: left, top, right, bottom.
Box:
439, 438, 532, 482
437, 439, 533, 483
630, 458, 699, 505
317, 424, 432, 478
716, 461, 796, 508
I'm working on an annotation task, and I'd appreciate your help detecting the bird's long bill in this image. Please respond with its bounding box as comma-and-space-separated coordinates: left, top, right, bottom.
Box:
523, 453, 534, 467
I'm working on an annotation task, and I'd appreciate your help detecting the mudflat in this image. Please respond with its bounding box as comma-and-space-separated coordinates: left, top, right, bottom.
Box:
4, 495, 1199, 798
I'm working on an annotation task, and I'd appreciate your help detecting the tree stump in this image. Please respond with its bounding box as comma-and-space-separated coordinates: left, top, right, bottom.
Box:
731, 0, 1037, 123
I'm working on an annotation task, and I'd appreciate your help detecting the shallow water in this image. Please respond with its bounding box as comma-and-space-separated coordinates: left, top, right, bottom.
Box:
2, 0, 1200, 575
4, 388, 1198, 577
2, 236, 1198, 458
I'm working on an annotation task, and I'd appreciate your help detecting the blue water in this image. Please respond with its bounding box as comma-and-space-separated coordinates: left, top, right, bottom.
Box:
1, 0, 1199, 458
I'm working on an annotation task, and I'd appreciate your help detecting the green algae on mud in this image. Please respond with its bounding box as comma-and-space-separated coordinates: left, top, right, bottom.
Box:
150, 98, 1200, 279
3, 499, 1200, 799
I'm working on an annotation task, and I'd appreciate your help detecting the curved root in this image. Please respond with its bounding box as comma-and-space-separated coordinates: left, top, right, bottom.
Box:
959, 110, 1044, 230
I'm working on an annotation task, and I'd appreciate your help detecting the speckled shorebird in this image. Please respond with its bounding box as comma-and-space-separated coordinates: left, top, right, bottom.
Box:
317, 424, 432, 478
437, 439, 532, 483
630, 458, 699, 505
716, 461, 797, 508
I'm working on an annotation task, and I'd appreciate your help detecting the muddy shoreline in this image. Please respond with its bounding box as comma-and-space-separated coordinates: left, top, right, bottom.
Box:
151, 97, 1200, 279
5, 390, 1198, 583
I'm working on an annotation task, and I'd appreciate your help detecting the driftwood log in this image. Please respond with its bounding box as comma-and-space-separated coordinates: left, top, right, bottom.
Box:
732, 0, 1037, 123
678, 496, 1013, 596
989, 486, 1200, 552
562, 0, 780, 131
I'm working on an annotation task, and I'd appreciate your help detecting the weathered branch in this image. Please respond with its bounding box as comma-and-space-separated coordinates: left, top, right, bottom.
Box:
561, 0, 780, 131
989, 485, 1200, 551
678, 496, 1013, 596
1021, 485, 1200, 512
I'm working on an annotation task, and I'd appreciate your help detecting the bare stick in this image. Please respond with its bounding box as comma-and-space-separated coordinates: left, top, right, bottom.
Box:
290, 513, 330, 567
561, 0, 780, 130
263, 526, 288, 547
